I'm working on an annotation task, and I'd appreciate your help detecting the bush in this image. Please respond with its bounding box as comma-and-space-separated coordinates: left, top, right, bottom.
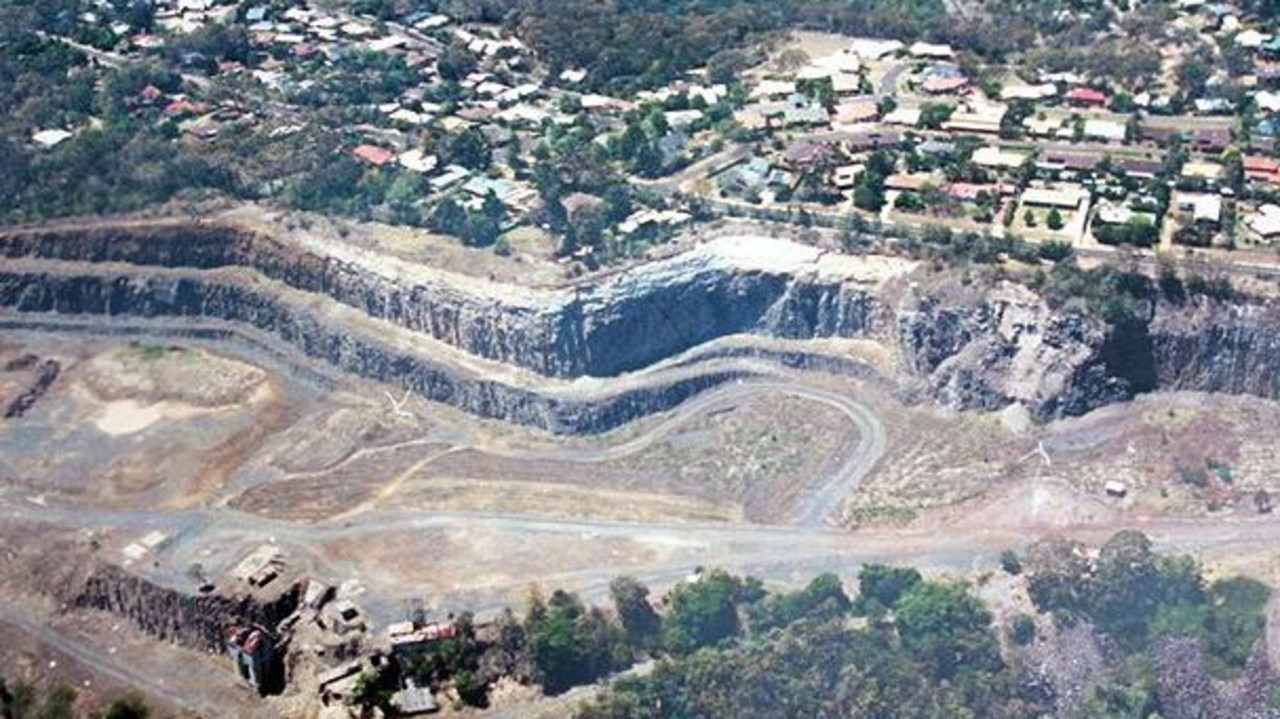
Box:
1008, 614, 1036, 645
1000, 549, 1023, 575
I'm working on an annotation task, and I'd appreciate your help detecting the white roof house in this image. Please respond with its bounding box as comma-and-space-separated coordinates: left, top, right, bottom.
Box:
32, 129, 73, 147
1001, 83, 1058, 101
1083, 119, 1128, 143
1022, 184, 1089, 209
1247, 204, 1280, 240
972, 146, 1030, 169
847, 38, 904, 60
909, 42, 954, 59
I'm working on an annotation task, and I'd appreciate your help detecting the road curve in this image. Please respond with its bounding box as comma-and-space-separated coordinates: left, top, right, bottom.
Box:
486, 380, 886, 526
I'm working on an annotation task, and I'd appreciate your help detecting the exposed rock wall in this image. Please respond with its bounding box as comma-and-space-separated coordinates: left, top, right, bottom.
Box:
74, 566, 300, 653
0, 268, 760, 434
0, 226, 877, 378
4, 224, 1280, 428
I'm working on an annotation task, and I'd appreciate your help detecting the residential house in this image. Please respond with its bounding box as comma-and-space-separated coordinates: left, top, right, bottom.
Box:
831, 96, 880, 126
1244, 155, 1280, 184
942, 103, 1006, 135
1114, 157, 1164, 179
1174, 192, 1223, 225
1021, 183, 1089, 210
1189, 127, 1232, 152
1064, 87, 1108, 108
972, 146, 1030, 169
353, 144, 395, 166
1246, 204, 1280, 240
1249, 117, 1280, 152
1083, 118, 1128, 143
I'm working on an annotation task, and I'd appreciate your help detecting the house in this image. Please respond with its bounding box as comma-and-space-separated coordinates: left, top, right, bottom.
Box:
618, 208, 691, 235
831, 97, 880, 126
751, 79, 798, 100
840, 130, 903, 154
919, 63, 968, 95
909, 42, 954, 59
352, 144, 395, 166
847, 37, 904, 60
1257, 91, 1280, 114
1039, 151, 1100, 172
1181, 159, 1224, 183
1114, 157, 1164, 179
781, 140, 835, 172
1194, 97, 1235, 115
1094, 202, 1135, 225
1244, 155, 1280, 184
1000, 83, 1058, 101
1139, 124, 1181, 146
1083, 119, 1128, 143
972, 146, 1030, 169
833, 164, 864, 189
1023, 116, 1064, 138
922, 75, 969, 94
1235, 29, 1270, 49
31, 129, 73, 148
946, 182, 1008, 201
1021, 183, 1089, 209
1189, 127, 1232, 152
664, 109, 704, 131
1246, 204, 1280, 240
883, 107, 923, 127
1064, 87, 1108, 108
1262, 35, 1280, 60
398, 149, 438, 173
1174, 192, 1223, 225
1104, 480, 1129, 498
942, 104, 1006, 135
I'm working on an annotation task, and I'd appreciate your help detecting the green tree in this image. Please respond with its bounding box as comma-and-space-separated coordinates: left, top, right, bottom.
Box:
1046, 208, 1065, 230
610, 577, 661, 649
102, 693, 150, 719
662, 571, 760, 655
894, 581, 1001, 680
855, 564, 922, 614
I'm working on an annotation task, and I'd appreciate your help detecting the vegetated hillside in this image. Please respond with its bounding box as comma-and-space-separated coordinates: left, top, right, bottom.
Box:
572, 532, 1274, 719
327, 531, 1273, 718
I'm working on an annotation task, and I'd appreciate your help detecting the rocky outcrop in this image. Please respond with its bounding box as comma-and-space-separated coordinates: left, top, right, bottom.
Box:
895, 284, 1132, 420
0, 226, 878, 378
4, 222, 1280, 430
74, 565, 300, 653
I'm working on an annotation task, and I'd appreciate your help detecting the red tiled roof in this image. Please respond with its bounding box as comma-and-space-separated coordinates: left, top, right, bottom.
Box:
1065, 87, 1108, 103
353, 144, 395, 166
1244, 155, 1280, 173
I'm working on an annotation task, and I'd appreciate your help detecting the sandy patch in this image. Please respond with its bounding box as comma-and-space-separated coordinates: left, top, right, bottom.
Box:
92, 399, 204, 437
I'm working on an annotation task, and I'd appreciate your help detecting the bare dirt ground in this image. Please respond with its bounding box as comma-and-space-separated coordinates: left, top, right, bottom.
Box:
7, 329, 1280, 717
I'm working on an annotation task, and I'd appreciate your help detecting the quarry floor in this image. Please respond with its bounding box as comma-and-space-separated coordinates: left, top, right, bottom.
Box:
6, 324, 1280, 716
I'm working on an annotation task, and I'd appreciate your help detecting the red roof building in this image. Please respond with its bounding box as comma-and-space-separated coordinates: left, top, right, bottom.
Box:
1245, 155, 1280, 183
1064, 87, 1108, 107
353, 144, 395, 166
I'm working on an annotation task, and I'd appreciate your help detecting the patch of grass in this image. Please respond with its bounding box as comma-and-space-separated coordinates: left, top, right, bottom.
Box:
127, 341, 181, 361
845, 506, 919, 527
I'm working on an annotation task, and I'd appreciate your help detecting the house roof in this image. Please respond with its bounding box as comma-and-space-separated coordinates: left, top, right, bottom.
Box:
1065, 87, 1108, 103
353, 144, 394, 166
1247, 204, 1280, 237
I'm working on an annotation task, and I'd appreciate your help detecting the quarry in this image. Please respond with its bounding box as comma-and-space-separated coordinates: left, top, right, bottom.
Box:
5, 212, 1280, 717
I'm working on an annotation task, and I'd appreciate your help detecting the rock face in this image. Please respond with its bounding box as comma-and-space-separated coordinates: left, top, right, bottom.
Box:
74, 565, 300, 653
0, 226, 877, 378
895, 284, 1134, 420
2, 222, 1280, 430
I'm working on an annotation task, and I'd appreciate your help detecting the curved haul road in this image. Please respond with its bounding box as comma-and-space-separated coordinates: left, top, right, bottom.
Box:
488, 380, 887, 526
4, 320, 1280, 716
